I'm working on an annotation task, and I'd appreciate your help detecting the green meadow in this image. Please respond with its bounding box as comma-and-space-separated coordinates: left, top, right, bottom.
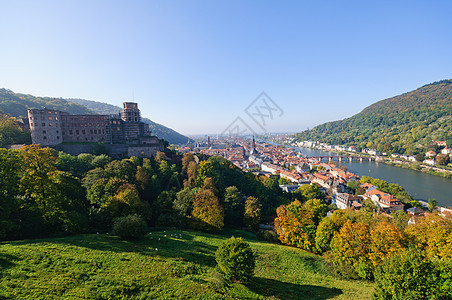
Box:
0, 230, 374, 299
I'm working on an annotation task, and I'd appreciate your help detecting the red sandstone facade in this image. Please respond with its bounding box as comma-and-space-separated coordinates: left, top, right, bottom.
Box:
28, 102, 152, 146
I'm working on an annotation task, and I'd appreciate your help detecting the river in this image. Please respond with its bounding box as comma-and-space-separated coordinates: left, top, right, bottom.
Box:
290, 146, 452, 207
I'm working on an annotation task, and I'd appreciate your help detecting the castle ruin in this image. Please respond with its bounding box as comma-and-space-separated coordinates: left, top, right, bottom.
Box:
27, 102, 163, 157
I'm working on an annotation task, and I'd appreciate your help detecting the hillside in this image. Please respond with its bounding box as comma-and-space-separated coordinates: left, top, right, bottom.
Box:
68, 98, 192, 145
0, 88, 94, 117
0, 230, 374, 299
294, 80, 452, 155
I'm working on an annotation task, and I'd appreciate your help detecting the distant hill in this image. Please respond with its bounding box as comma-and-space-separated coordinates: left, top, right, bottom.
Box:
0, 89, 191, 145
0, 88, 94, 117
68, 98, 192, 145
293, 80, 452, 155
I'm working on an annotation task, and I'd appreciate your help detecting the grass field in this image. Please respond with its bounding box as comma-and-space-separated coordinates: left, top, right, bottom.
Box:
0, 229, 374, 299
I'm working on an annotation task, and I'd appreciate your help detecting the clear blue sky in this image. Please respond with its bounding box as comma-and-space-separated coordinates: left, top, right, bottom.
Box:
1, 0, 451, 135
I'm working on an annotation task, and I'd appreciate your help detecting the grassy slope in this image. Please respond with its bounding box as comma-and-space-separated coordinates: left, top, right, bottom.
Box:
0, 230, 374, 299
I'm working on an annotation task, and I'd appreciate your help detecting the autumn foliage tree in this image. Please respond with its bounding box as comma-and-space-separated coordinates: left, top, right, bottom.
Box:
190, 188, 224, 233
368, 221, 404, 266
244, 196, 262, 231
405, 214, 452, 259
330, 220, 373, 279
274, 200, 316, 252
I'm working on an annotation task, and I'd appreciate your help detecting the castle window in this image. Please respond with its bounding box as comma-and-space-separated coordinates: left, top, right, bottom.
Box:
55, 123, 58, 127
55, 117, 58, 120
69, 130, 73, 135
90, 130, 93, 134
43, 136, 47, 139
49, 123, 52, 127
42, 123, 45, 126
48, 117, 52, 120
82, 130, 85, 134
57, 136, 60, 139
63, 131, 65, 135
76, 130, 79, 134
43, 130, 46, 134
35, 123, 38, 126
56, 130, 59, 134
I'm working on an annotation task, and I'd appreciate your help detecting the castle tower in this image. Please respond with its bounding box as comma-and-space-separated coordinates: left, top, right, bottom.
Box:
28, 108, 63, 145
121, 102, 141, 122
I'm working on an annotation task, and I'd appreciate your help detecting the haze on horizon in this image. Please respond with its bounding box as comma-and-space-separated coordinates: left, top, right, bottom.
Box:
1, 0, 451, 135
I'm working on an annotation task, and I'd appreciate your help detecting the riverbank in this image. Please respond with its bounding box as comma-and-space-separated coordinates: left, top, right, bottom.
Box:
268, 141, 452, 207
285, 142, 452, 180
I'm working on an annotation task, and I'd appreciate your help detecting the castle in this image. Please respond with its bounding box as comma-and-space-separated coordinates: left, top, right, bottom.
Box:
27, 102, 163, 157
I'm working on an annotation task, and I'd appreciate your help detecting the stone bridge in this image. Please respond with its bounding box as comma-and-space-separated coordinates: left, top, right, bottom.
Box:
307, 156, 375, 163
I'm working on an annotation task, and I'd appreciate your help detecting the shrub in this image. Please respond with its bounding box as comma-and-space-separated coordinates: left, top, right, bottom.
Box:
215, 237, 255, 283
256, 229, 279, 243
112, 214, 147, 239
373, 249, 442, 299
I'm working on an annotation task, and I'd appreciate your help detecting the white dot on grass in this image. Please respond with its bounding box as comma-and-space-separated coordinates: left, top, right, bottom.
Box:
155, 248, 158, 251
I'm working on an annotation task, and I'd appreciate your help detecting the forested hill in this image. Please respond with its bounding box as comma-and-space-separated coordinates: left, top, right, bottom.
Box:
68, 98, 192, 145
0, 88, 94, 117
0, 89, 191, 145
293, 79, 452, 155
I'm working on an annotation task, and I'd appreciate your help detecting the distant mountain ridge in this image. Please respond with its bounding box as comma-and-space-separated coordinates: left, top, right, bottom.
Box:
293, 79, 452, 155
0, 88, 191, 145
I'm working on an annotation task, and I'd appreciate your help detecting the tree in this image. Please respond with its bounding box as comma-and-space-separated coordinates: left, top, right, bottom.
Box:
391, 210, 410, 231
215, 237, 255, 283
91, 154, 112, 168
0, 149, 23, 238
330, 220, 373, 279
223, 186, 243, 226
274, 200, 316, 252
315, 217, 335, 253
303, 198, 327, 225
368, 221, 404, 266
362, 198, 378, 213
185, 160, 197, 188
373, 249, 440, 299
190, 189, 224, 232
0, 114, 30, 146
405, 214, 452, 259
182, 152, 195, 173
19, 145, 86, 228
105, 184, 145, 219
294, 184, 323, 201
428, 198, 438, 212
436, 154, 450, 166
173, 187, 196, 217
244, 196, 262, 231
415, 153, 425, 162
